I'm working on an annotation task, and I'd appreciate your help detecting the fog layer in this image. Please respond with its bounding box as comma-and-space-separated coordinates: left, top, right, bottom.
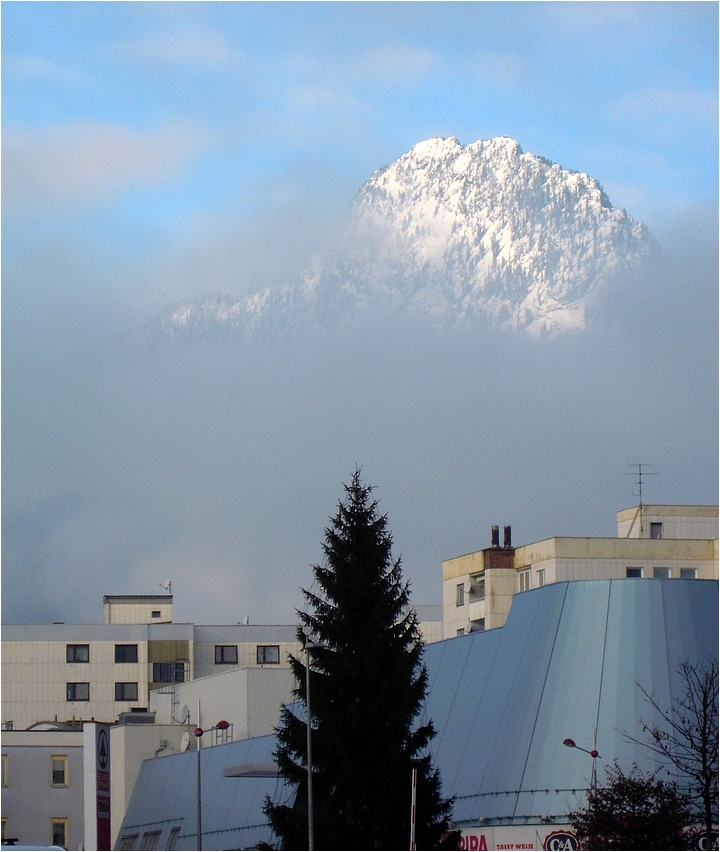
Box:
3, 209, 717, 625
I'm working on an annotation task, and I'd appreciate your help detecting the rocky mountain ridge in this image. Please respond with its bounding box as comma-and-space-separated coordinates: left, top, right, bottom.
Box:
143, 136, 655, 346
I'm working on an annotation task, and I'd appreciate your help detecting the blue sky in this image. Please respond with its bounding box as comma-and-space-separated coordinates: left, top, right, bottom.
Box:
4, 2, 718, 307
3, 3, 718, 625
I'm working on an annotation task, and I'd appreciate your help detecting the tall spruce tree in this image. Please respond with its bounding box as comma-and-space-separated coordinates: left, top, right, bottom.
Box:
265, 470, 454, 850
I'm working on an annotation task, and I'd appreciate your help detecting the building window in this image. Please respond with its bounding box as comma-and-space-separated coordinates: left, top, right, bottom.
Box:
152, 662, 185, 683
115, 682, 139, 701
537, 569, 545, 588
51, 818, 67, 848
139, 830, 161, 850
215, 645, 239, 665
257, 645, 280, 665
51, 755, 67, 787
66, 682, 90, 701
166, 826, 181, 850
455, 583, 465, 607
1, 818, 7, 841
681, 568, 697, 579
115, 644, 138, 663
119, 834, 139, 851
650, 522, 663, 539
456, 628, 465, 637
151, 610, 161, 619
653, 567, 670, 579
66, 644, 89, 663
626, 567, 642, 578
519, 570, 531, 592
1, 754, 7, 787
471, 578, 485, 599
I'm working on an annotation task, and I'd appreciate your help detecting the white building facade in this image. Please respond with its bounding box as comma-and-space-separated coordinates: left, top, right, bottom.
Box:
444, 505, 718, 638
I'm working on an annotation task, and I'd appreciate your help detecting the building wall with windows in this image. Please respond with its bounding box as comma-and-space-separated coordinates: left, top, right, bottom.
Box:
617, 504, 718, 540
191, 624, 299, 679
1, 599, 302, 732
1, 623, 195, 731
3, 596, 441, 733
513, 536, 717, 589
443, 505, 719, 638
1, 729, 84, 850
104, 595, 173, 625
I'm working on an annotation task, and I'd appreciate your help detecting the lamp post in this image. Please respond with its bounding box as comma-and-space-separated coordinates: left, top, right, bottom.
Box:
195, 721, 203, 851
304, 635, 324, 852
563, 728, 600, 791
194, 711, 232, 851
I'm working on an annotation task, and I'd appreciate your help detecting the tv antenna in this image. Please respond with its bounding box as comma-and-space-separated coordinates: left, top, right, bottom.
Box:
624, 463, 657, 537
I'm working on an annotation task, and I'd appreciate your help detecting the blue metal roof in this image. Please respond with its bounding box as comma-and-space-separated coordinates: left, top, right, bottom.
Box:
117, 579, 718, 848
425, 579, 717, 827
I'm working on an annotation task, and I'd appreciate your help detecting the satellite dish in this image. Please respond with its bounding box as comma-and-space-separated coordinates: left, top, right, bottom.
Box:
181, 705, 189, 724
180, 731, 190, 752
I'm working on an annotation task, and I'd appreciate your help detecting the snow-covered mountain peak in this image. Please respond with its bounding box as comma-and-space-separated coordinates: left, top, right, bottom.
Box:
142, 136, 656, 346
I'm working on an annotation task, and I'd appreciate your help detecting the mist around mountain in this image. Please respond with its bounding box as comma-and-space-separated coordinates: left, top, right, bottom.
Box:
139, 137, 657, 352
2, 142, 716, 627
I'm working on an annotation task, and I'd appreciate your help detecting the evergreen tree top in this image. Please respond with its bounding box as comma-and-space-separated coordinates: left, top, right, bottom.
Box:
264, 469, 455, 850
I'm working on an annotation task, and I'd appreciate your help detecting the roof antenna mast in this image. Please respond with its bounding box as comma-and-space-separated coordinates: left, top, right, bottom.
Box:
624, 463, 657, 537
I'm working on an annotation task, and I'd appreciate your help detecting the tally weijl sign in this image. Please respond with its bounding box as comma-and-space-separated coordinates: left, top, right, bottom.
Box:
459, 826, 579, 851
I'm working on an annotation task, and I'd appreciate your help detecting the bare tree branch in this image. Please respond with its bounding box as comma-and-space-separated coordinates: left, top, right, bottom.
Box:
624, 660, 718, 850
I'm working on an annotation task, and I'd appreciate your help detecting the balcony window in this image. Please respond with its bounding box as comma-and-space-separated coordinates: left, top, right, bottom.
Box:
152, 662, 185, 683
51, 819, 67, 848
66, 644, 89, 663
455, 583, 465, 607
115, 644, 138, 663
115, 682, 139, 702
66, 682, 89, 702
51, 755, 67, 787
257, 645, 280, 665
214, 645, 238, 665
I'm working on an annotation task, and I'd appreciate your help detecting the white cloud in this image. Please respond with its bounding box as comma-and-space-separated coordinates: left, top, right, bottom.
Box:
3, 53, 90, 86
472, 50, 525, 89
101, 27, 240, 68
611, 87, 718, 129
3, 121, 208, 209
356, 44, 439, 87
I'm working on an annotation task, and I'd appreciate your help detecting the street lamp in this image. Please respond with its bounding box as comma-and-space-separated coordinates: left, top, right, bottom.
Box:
194, 712, 232, 851
304, 633, 324, 852
195, 723, 204, 851
563, 728, 600, 791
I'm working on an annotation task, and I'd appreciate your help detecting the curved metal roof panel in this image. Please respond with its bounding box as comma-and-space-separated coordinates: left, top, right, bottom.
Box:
424, 578, 718, 826
118, 578, 717, 846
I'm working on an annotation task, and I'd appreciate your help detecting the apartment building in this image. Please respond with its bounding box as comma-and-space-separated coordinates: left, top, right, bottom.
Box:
2, 594, 300, 733
443, 504, 718, 638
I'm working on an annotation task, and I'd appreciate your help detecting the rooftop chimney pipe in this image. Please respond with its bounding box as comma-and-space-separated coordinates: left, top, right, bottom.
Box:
491, 525, 499, 548
503, 525, 512, 548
